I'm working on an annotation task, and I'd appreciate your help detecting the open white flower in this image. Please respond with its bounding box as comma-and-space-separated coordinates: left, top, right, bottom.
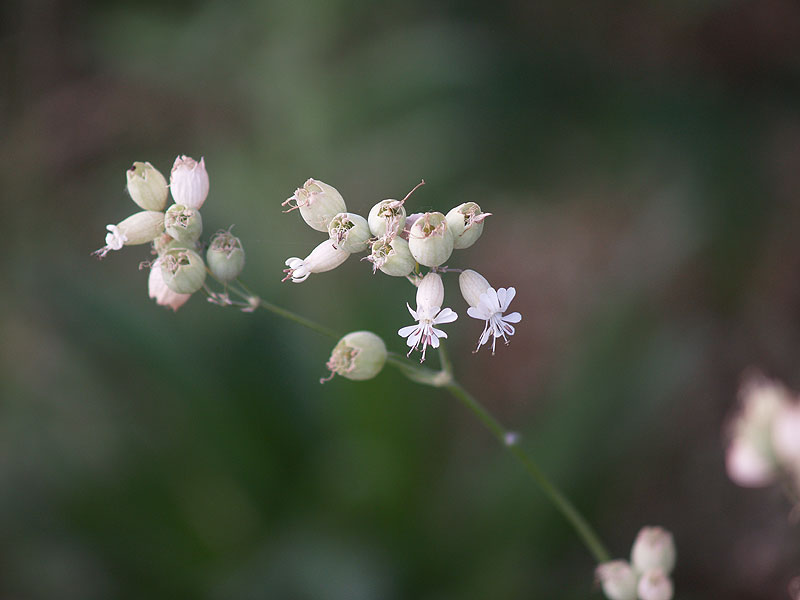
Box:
466, 286, 522, 354
397, 272, 457, 362
282, 239, 350, 283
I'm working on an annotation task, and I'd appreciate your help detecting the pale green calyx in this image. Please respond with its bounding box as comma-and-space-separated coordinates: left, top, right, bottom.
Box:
328, 212, 371, 253
366, 236, 415, 277
207, 231, 245, 282
160, 248, 207, 294
368, 199, 407, 239
322, 331, 387, 382
164, 204, 203, 244
407, 211, 454, 267
445, 202, 491, 249
152, 233, 184, 256
283, 178, 347, 232
127, 161, 169, 211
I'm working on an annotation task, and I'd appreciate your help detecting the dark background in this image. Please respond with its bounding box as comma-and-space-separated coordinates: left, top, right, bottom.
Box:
3, 0, 800, 598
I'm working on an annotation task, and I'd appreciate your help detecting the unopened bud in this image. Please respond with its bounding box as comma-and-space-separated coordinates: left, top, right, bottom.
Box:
283, 239, 350, 283
328, 212, 371, 253
636, 568, 673, 600
595, 561, 638, 600
631, 527, 676, 574
207, 231, 245, 282
407, 211, 454, 267
367, 236, 415, 277
322, 331, 387, 382
160, 248, 207, 294
458, 269, 491, 307
170, 156, 209, 209
283, 178, 346, 232
446, 202, 490, 249
164, 204, 203, 245
127, 161, 168, 211
368, 199, 407, 239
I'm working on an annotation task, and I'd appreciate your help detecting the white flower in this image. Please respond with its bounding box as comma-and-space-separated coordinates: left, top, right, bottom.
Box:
105, 224, 127, 251
170, 155, 209, 209
282, 239, 350, 283
466, 286, 522, 354
397, 272, 457, 362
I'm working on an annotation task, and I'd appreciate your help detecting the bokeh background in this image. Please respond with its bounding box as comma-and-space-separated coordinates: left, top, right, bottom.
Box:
3, 0, 800, 598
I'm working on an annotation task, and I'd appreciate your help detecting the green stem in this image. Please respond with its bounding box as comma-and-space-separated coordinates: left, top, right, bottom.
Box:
443, 380, 610, 563
226, 280, 609, 562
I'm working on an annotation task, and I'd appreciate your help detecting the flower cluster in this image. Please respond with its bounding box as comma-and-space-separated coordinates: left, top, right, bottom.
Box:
725, 373, 800, 493
596, 526, 676, 600
94, 156, 245, 311
281, 178, 521, 373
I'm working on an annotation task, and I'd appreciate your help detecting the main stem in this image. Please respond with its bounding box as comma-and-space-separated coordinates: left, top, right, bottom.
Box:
230, 281, 610, 563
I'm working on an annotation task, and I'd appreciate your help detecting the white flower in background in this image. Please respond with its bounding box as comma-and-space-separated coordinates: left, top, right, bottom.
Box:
597, 525, 676, 600
282, 239, 350, 283
398, 272, 457, 362
148, 259, 191, 311
595, 561, 637, 600
459, 269, 521, 354
636, 568, 674, 600
631, 527, 676, 574
725, 374, 788, 488
170, 155, 209, 209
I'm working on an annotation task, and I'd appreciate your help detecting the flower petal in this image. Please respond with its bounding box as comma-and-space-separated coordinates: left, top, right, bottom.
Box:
398, 324, 419, 337
502, 311, 521, 324
498, 287, 515, 311
434, 307, 458, 324
467, 306, 489, 320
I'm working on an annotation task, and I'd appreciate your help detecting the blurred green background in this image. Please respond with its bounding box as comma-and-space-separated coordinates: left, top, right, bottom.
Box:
3, 0, 800, 598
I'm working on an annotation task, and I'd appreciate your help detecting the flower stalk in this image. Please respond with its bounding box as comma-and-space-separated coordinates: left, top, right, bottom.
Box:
224, 277, 610, 564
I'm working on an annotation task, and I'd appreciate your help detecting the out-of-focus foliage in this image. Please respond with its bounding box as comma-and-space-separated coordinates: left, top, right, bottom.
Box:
2, 0, 800, 598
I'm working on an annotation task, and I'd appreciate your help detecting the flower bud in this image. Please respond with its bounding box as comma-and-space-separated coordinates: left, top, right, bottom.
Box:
636, 568, 673, 600
366, 236, 415, 277
416, 272, 444, 312
148, 261, 191, 311
283, 239, 350, 283
170, 155, 209, 209
127, 161, 168, 211
446, 202, 491, 249
595, 561, 638, 600
407, 212, 454, 267
323, 331, 387, 382
328, 212, 371, 253
368, 199, 407, 239
283, 178, 346, 232
631, 527, 676, 574
160, 248, 207, 294
207, 231, 245, 282
164, 204, 203, 245
459, 269, 491, 308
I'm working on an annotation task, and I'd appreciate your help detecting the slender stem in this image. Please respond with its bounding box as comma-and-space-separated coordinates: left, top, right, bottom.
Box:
222, 280, 609, 562
443, 380, 610, 563
256, 298, 340, 339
